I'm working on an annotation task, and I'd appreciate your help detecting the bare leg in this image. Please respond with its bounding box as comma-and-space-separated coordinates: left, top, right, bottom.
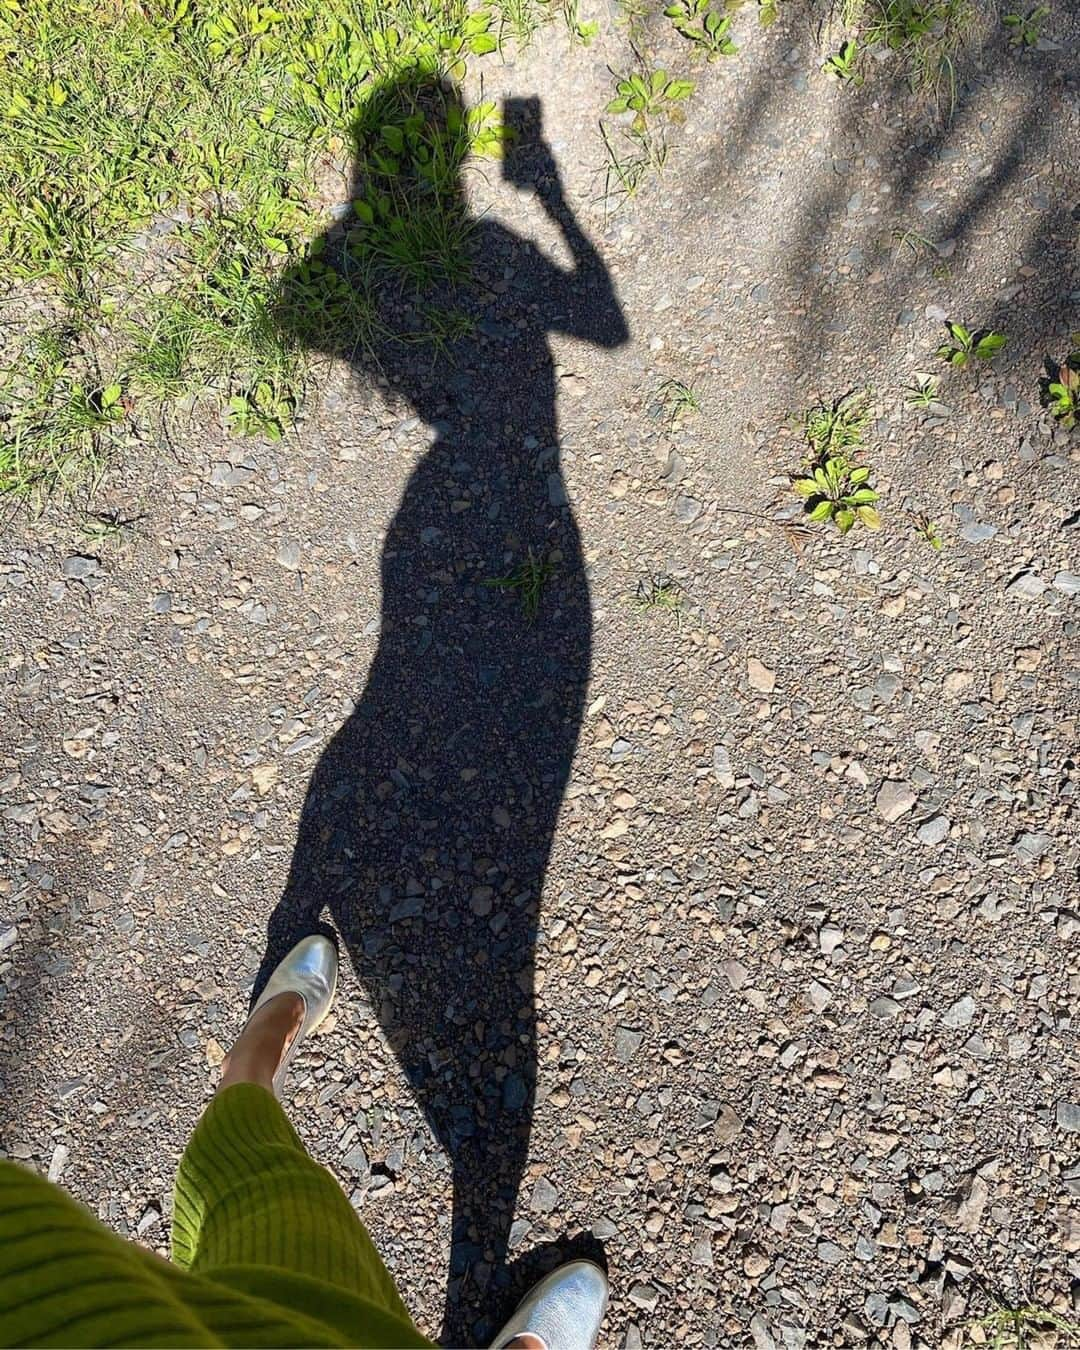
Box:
218, 993, 303, 1094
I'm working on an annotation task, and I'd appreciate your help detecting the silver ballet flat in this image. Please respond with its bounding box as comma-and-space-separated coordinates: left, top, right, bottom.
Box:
246, 934, 338, 1097
489, 1260, 609, 1350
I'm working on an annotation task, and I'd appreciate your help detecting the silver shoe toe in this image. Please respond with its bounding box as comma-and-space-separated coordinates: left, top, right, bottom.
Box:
490, 1259, 609, 1350
247, 934, 338, 1097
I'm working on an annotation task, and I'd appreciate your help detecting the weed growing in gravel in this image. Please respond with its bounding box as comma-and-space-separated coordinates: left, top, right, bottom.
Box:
597, 122, 668, 216
891, 227, 951, 277
634, 575, 684, 626
1042, 336, 1080, 429
936, 321, 1007, 369
606, 67, 695, 132
226, 383, 295, 443
792, 457, 881, 534
491, 0, 549, 46
664, 0, 738, 58
723, 0, 782, 26
657, 378, 702, 425
1003, 5, 1049, 48
840, 0, 974, 111
793, 394, 881, 535
905, 373, 949, 412
491, 0, 596, 46
556, 0, 600, 44
966, 1301, 1080, 1349
483, 549, 556, 618
911, 511, 944, 549
801, 392, 871, 459
823, 39, 864, 84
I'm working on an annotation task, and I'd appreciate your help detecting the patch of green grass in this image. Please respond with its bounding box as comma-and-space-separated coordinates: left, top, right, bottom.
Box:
487, 0, 597, 48
483, 549, 556, 618
490, 0, 548, 46
966, 1302, 1080, 1349
839, 0, 975, 112
0, 324, 125, 499
347, 79, 508, 290
0, 0, 507, 502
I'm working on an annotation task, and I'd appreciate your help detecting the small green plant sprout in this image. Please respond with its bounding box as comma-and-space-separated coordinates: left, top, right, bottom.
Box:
79, 510, 140, 545
723, 0, 781, 20
226, 382, 293, 442
483, 548, 556, 617
92, 383, 125, 424
1003, 5, 1049, 47
936, 321, 1007, 368
892, 227, 933, 261
606, 68, 695, 132
634, 574, 684, 626
906, 373, 943, 410
1042, 337, 1080, 429
664, 0, 738, 56
802, 391, 871, 460
892, 228, 952, 278
823, 40, 864, 84
911, 512, 943, 549
966, 1300, 1080, 1349
657, 378, 702, 425
559, 0, 599, 43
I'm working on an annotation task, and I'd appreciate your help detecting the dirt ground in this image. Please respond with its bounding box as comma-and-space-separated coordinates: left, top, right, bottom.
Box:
2, 5, 1079, 1347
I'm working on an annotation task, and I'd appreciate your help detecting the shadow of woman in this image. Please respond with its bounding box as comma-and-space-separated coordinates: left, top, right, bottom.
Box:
263, 74, 627, 1344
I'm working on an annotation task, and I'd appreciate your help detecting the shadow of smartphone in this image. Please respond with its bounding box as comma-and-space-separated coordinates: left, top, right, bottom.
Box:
502, 95, 542, 188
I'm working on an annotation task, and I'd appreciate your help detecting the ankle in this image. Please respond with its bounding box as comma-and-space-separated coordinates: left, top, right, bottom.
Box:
219, 992, 304, 1093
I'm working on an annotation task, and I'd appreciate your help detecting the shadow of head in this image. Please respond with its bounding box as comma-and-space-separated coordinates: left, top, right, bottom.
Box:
271, 70, 462, 361
274, 71, 627, 368
272, 70, 504, 365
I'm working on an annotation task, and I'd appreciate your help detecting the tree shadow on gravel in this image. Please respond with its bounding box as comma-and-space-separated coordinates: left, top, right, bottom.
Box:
261, 76, 627, 1345
687, 4, 1079, 413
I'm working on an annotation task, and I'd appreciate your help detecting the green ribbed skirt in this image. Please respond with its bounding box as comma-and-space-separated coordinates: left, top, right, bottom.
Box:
0, 1083, 432, 1348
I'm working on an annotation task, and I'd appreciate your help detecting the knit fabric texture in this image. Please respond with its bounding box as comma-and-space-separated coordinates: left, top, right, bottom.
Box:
0, 1082, 432, 1348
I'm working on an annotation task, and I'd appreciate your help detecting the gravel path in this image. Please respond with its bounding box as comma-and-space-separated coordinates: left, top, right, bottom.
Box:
2, 7, 1079, 1348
